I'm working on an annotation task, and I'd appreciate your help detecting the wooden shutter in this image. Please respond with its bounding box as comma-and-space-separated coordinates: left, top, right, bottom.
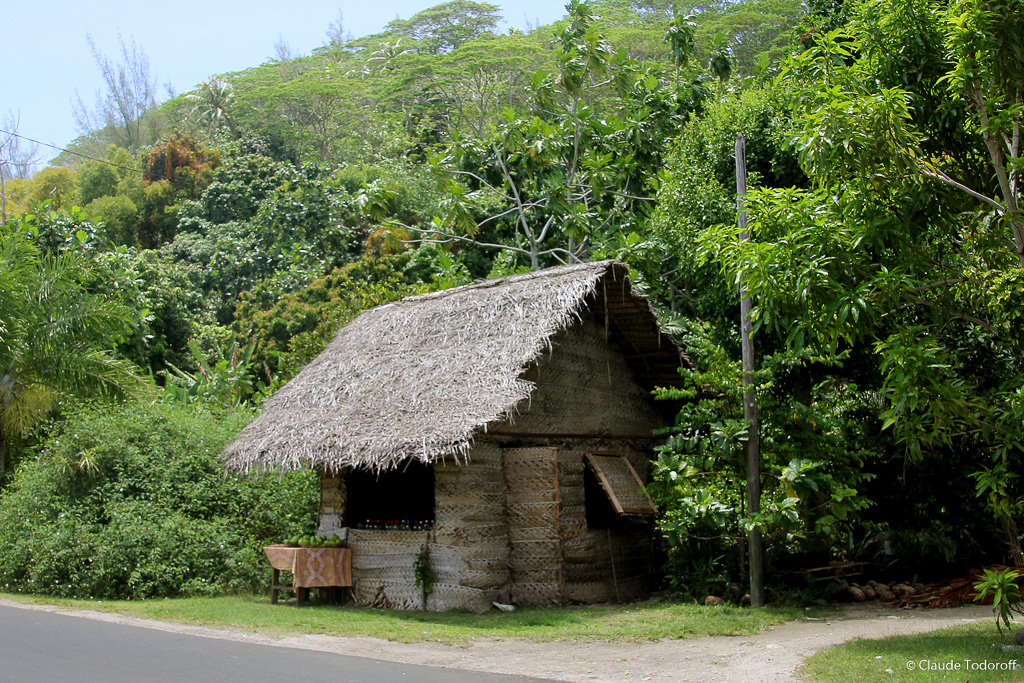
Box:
583, 452, 657, 516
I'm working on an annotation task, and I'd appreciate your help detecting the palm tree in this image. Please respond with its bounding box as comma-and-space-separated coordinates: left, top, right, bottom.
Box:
188, 77, 234, 140
0, 229, 144, 479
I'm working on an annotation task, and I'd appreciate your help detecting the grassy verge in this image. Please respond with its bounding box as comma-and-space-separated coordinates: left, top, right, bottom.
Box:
800, 622, 1024, 682
0, 592, 806, 644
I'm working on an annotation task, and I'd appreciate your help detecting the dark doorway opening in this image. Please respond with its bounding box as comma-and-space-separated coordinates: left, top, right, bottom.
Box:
347, 460, 435, 529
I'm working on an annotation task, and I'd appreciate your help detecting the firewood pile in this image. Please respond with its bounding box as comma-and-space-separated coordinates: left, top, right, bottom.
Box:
897, 566, 1024, 608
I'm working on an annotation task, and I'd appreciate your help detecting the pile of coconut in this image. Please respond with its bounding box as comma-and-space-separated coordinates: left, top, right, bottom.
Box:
834, 579, 920, 603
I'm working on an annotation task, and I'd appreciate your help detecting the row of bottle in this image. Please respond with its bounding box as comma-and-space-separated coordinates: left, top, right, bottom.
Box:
355, 519, 434, 531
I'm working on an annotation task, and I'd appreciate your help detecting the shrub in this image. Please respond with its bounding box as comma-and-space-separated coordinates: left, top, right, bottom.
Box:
0, 402, 317, 599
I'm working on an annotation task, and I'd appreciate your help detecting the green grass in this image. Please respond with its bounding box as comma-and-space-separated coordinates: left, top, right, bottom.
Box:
800, 622, 1024, 682
0, 592, 806, 644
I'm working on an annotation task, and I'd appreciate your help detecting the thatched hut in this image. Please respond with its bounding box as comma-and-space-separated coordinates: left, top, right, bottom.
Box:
224, 259, 688, 611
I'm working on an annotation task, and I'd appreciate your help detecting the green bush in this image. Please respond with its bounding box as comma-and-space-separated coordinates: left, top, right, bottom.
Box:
0, 402, 317, 599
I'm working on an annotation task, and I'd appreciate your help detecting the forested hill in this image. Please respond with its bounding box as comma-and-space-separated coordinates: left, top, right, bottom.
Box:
1, 0, 1022, 601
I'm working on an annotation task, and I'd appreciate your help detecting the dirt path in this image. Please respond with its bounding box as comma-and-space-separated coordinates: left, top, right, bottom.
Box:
0, 599, 993, 681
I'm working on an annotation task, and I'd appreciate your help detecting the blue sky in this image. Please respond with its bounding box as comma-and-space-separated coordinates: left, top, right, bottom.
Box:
4, 2, 568, 167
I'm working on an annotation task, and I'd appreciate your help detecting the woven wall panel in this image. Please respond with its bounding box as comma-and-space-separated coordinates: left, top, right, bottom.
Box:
563, 564, 610, 582
435, 567, 510, 590
434, 503, 506, 521
508, 526, 560, 542
463, 555, 511, 572
353, 565, 417, 582
503, 446, 563, 606
565, 582, 613, 603
585, 454, 656, 515
505, 489, 557, 505
433, 524, 510, 545
512, 317, 669, 437
562, 531, 604, 555
558, 462, 585, 477
429, 583, 505, 613
506, 501, 558, 519
430, 440, 511, 615
436, 463, 505, 482
353, 580, 422, 610
511, 568, 560, 584
502, 462, 556, 481
349, 538, 429, 554
510, 582, 561, 606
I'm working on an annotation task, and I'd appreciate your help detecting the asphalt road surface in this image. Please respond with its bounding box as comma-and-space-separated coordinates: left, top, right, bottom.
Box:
0, 605, 551, 683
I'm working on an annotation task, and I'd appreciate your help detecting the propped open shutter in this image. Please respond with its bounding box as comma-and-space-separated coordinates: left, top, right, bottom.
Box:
584, 452, 657, 516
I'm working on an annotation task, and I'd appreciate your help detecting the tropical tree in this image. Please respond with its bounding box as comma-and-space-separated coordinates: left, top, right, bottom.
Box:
384, 1, 504, 54
0, 225, 144, 479
698, 0, 1024, 564
73, 33, 159, 156
187, 77, 234, 141
413, 0, 687, 269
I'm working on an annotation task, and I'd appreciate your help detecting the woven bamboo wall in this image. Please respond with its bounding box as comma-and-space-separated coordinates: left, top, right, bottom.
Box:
503, 446, 562, 605
495, 311, 666, 607
514, 311, 666, 438
558, 448, 655, 604
344, 443, 510, 612
431, 443, 511, 611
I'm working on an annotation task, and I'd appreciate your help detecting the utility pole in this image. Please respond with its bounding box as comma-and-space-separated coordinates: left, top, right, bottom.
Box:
736, 133, 764, 607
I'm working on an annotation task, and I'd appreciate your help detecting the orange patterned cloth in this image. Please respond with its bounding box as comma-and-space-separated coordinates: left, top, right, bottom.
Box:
263, 545, 352, 588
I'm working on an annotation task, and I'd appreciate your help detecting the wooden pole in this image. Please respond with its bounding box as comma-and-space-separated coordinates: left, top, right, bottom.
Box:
607, 528, 621, 602
736, 133, 765, 608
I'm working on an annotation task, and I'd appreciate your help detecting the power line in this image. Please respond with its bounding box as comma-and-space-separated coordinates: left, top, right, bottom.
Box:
0, 128, 193, 187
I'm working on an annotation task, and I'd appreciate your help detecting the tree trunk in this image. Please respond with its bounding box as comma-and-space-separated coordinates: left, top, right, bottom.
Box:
1001, 512, 1023, 567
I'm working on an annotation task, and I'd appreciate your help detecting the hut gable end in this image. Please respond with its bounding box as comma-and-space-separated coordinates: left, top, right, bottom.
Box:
224, 260, 684, 474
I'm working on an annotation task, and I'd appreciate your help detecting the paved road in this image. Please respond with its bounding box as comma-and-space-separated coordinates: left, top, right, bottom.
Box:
0, 605, 551, 683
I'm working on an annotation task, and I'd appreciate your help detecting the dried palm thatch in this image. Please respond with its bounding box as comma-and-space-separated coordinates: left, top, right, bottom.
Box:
223, 260, 683, 474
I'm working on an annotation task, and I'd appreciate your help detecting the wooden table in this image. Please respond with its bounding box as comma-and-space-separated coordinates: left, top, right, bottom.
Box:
263, 545, 352, 606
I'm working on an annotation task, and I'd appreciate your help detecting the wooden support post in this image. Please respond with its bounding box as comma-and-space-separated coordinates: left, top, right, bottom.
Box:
553, 449, 564, 604
737, 133, 765, 608
607, 528, 621, 602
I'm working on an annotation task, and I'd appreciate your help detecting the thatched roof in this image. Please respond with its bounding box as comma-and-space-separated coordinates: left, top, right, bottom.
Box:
223, 260, 685, 474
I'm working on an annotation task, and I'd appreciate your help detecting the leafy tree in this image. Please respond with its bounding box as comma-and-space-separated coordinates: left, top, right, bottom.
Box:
232, 253, 419, 383
0, 225, 144, 479
22, 167, 78, 212
144, 132, 222, 198
419, 0, 688, 269
73, 33, 160, 156
384, 1, 504, 54
83, 194, 139, 247
390, 34, 549, 139
77, 158, 120, 206
649, 321, 873, 596
699, 0, 1024, 564
693, 0, 804, 78
647, 81, 804, 327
